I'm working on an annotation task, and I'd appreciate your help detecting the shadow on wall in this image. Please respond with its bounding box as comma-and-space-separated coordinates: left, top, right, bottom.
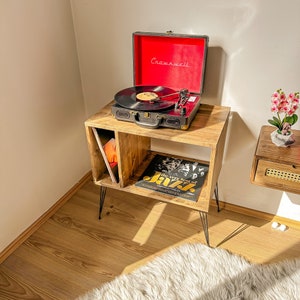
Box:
202, 46, 227, 106
224, 111, 256, 162
199, 45, 300, 220
220, 112, 288, 216
288, 193, 300, 206
276, 191, 300, 220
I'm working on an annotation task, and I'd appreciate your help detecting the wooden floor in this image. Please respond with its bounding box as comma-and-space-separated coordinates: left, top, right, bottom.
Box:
1, 180, 300, 299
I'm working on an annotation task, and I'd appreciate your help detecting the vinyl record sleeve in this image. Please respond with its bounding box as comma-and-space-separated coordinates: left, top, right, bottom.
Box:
135, 154, 209, 201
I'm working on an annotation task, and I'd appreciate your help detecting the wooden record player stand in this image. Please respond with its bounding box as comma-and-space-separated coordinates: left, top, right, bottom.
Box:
85, 101, 230, 246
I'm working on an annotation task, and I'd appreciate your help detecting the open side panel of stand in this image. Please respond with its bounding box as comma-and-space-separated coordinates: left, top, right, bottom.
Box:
86, 126, 118, 184
116, 132, 151, 187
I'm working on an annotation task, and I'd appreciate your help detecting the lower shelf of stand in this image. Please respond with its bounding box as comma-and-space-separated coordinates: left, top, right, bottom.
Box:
94, 173, 210, 213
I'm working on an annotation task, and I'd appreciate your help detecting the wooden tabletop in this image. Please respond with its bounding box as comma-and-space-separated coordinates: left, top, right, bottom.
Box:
85, 101, 231, 148
256, 126, 300, 166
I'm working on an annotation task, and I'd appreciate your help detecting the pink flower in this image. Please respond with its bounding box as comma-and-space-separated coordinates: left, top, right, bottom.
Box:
271, 104, 278, 112
268, 89, 299, 131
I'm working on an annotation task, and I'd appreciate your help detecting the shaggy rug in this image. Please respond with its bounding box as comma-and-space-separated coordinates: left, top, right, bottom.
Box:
78, 243, 300, 300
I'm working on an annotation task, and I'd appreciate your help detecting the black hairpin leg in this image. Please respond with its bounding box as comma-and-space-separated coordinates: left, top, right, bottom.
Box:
199, 211, 210, 247
214, 182, 220, 212
99, 186, 107, 219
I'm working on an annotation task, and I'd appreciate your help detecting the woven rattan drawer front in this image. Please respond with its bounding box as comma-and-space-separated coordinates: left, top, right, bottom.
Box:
255, 159, 300, 193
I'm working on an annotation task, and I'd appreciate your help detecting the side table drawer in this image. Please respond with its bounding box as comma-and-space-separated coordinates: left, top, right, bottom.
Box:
254, 159, 300, 193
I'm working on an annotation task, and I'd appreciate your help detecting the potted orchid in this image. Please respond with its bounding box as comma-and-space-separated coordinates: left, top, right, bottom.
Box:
268, 89, 299, 146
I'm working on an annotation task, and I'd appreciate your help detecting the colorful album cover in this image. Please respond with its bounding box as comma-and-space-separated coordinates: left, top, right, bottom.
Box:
103, 138, 117, 168
135, 154, 209, 201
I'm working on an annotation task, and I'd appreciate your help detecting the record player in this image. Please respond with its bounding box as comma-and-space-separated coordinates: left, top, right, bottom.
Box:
111, 31, 209, 130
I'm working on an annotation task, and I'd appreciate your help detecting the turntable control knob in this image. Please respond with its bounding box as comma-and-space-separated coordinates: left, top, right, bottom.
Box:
180, 107, 186, 116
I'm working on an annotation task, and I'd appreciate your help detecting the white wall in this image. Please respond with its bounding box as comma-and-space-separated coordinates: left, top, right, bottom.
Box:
71, 0, 300, 220
0, 0, 90, 252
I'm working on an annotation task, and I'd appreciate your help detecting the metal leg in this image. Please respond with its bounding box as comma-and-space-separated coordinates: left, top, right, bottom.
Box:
99, 186, 107, 219
214, 182, 220, 212
199, 211, 210, 247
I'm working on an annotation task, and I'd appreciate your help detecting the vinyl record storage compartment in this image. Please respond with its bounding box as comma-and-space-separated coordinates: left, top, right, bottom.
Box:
85, 101, 230, 246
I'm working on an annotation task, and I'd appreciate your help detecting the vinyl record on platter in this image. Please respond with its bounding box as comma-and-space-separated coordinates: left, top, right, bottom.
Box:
114, 85, 177, 111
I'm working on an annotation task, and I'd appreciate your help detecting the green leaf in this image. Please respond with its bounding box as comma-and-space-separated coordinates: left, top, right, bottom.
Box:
268, 117, 281, 129
284, 114, 298, 126
292, 114, 298, 125
268, 119, 279, 128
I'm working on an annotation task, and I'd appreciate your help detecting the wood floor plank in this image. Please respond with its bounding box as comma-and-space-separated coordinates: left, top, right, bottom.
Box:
0, 266, 55, 300
1, 180, 300, 299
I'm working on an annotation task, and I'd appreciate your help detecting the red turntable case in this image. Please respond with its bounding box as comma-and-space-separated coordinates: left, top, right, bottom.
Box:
112, 31, 209, 129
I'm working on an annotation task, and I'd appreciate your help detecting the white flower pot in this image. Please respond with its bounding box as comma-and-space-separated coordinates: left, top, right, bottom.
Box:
270, 130, 295, 147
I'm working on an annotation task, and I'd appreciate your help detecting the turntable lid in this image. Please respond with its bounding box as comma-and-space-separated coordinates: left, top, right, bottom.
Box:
133, 32, 208, 94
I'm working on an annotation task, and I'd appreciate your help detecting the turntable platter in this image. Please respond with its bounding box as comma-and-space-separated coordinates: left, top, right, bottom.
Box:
114, 86, 177, 111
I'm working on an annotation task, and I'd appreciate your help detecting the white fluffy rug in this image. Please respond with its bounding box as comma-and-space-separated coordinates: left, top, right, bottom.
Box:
78, 243, 300, 300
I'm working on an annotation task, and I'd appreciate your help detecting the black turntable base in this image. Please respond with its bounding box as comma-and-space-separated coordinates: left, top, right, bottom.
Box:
111, 85, 201, 130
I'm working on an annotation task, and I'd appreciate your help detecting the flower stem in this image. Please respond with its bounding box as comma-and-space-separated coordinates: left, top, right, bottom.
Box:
277, 112, 283, 130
